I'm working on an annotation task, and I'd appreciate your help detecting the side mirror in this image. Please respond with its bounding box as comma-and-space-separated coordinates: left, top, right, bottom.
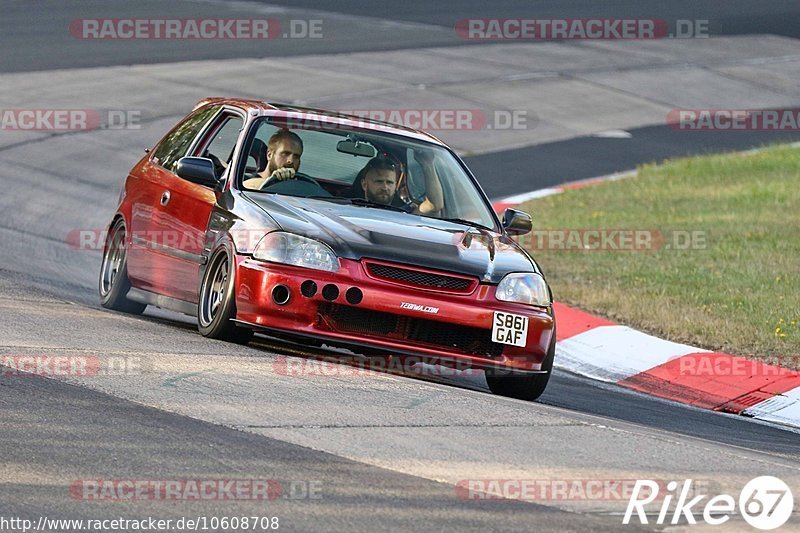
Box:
502, 208, 532, 236
176, 157, 218, 188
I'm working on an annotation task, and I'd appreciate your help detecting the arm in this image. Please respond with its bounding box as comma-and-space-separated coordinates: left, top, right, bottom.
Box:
242, 167, 296, 190
413, 150, 444, 215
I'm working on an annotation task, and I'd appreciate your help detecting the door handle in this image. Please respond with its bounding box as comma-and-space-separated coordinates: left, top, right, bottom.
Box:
160, 191, 171, 206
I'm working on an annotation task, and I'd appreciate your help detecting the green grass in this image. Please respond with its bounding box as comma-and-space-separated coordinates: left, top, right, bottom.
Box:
517, 144, 800, 363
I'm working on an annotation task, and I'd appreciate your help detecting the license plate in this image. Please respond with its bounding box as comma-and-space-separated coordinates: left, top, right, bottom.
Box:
492, 311, 529, 347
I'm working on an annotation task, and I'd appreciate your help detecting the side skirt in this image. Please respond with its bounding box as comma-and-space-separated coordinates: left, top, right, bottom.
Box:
127, 287, 197, 316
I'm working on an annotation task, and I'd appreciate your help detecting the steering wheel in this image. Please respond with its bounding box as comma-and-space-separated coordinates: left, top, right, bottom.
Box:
290, 173, 319, 186
260, 172, 319, 190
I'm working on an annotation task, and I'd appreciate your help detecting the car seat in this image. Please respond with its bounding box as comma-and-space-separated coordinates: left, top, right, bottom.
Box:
250, 138, 268, 173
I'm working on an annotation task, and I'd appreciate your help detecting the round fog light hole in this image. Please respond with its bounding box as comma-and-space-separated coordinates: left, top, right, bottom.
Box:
345, 287, 363, 305
322, 284, 339, 301
300, 280, 318, 298
272, 284, 291, 305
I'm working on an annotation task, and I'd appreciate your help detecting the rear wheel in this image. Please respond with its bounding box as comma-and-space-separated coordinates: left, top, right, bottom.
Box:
99, 219, 146, 314
486, 328, 556, 401
198, 248, 253, 345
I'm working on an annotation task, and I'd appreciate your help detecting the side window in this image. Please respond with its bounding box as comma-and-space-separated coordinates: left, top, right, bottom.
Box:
152, 106, 219, 172
201, 115, 244, 169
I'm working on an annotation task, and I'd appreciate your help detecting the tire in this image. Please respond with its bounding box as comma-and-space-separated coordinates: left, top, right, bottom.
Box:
99, 219, 147, 315
198, 248, 253, 345
486, 327, 556, 401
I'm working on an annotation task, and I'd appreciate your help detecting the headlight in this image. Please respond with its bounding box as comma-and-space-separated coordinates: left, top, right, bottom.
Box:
252, 232, 340, 272
496, 273, 551, 307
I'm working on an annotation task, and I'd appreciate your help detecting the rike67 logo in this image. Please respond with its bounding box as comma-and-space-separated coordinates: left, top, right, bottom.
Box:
624, 476, 794, 529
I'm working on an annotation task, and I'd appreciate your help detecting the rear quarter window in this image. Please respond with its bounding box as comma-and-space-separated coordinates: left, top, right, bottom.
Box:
152, 105, 220, 172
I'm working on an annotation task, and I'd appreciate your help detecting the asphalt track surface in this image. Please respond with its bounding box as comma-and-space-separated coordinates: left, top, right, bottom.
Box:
468, 125, 800, 199
2, 1, 800, 531
265, 0, 800, 39
3, 373, 643, 532
4, 0, 800, 72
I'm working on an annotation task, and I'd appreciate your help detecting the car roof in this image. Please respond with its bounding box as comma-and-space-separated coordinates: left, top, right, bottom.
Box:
193, 97, 447, 146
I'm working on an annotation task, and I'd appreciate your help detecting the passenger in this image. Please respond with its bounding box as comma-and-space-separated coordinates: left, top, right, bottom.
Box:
359, 150, 443, 215
243, 129, 303, 189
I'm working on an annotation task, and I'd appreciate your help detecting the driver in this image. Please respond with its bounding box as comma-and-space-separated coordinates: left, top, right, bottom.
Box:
359, 150, 444, 215
242, 129, 303, 190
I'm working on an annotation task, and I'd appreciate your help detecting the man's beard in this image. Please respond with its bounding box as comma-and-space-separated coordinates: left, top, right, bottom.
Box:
367, 190, 392, 204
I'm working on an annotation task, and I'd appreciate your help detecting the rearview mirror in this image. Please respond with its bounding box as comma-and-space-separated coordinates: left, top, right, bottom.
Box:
501, 208, 532, 236
176, 157, 218, 188
337, 139, 376, 158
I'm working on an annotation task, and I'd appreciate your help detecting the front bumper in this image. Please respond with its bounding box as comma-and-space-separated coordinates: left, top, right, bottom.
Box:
234, 257, 555, 371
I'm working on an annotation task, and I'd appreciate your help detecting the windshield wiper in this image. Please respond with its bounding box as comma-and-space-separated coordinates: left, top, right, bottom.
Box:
303, 196, 405, 211
347, 198, 407, 212
304, 195, 349, 203
436, 217, 494, 232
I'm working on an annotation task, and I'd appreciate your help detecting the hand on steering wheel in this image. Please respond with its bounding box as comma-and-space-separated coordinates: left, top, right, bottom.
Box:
260, 168, 319, 190
271, 167, 296, 181
259, 167, 294, 189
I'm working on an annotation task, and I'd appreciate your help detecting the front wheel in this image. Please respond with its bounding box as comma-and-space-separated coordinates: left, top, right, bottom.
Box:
486, 328, 556, 401
198, 248, 253, 345
99, 219, 146, 314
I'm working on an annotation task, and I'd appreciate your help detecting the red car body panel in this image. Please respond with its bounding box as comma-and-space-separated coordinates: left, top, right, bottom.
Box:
128, 159, 214, 300
235, 257, 554, 371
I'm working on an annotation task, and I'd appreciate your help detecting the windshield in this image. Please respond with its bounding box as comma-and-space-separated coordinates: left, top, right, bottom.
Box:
238, 116, 498, 231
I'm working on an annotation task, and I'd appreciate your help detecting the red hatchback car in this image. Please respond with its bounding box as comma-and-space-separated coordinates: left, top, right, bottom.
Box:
99, 98, 556, 400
